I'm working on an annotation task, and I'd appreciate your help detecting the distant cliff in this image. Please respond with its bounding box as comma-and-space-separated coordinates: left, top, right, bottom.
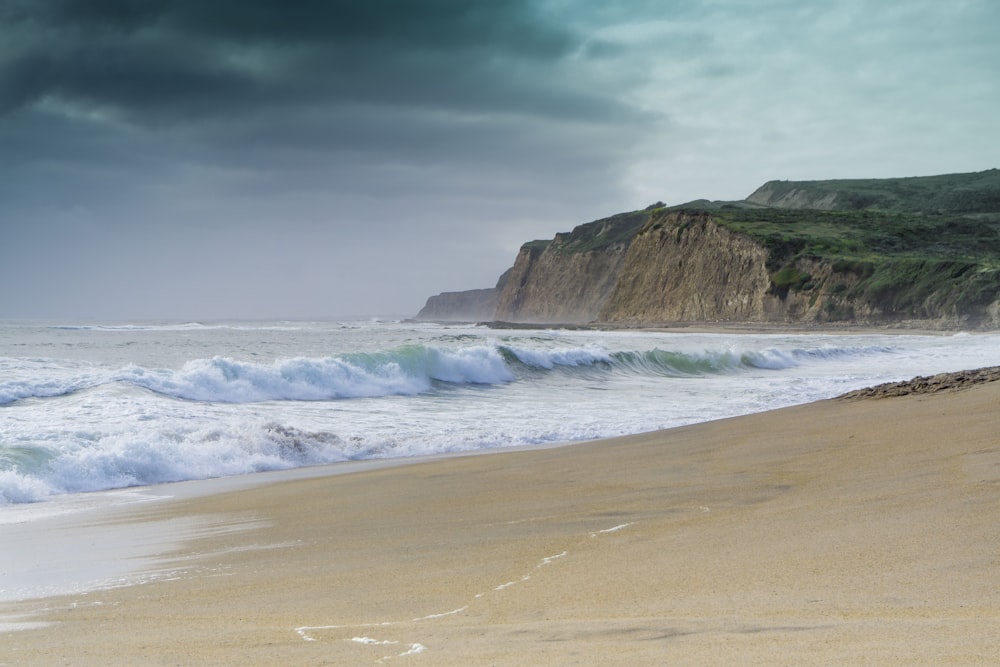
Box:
414, 288, 498, 322
414, 270, 511, 322
416, 170, 1000, 328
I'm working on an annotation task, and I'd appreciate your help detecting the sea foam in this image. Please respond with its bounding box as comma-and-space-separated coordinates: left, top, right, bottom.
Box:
123, 345, 515, 403
4, 321, 996, 508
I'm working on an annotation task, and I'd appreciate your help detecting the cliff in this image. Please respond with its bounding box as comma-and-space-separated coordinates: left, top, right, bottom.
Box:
416, 170, 1000, 328
492, 209, 652, 323
414, 270, 512, 322
414, 288, 499, 322
599, 208, 1000, 327
598, 212, 772, 322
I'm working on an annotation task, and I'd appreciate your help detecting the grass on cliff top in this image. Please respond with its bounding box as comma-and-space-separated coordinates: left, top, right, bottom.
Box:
522, 239, 552, 251
749, 168, 1000, 214
705, 207, 1000, 267
696, 207, 1000, 317
546, 208, 654, 254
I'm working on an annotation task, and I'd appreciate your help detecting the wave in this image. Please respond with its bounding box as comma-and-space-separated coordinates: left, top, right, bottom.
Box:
0, 358, 113, 405
504, 343, 895, 377
123, 345, 516, 403
48, 322, 304, 332
0, 422, 353, 504
0, 381, 80, 406
1, 342, 899, 406
499, 344, 614, 369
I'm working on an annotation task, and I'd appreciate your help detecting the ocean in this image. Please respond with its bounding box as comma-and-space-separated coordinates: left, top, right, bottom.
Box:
2, 319, 999, 510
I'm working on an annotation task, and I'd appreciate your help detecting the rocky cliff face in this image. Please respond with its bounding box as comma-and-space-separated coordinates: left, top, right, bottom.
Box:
485, 207, 1000, 328
493, 241, 631, 323
598, 210, 1000, 326
416, 170, 1000, 328
599, 212, 772, 322
492, 210, 650, 323
414, 287, 499, 322
415, 269, 512, 322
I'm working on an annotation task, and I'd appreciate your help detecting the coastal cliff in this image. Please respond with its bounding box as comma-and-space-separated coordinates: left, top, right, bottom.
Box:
599, 207, 1000, 326
416, 169, 1000, 328
493, 209, 649, 323
414, 270, 512, 322
414, 287, 499, 322
598, 212, 771, 323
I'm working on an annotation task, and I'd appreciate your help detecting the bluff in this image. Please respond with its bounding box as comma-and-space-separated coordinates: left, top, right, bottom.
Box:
416, 169, 1000, 328
597, 212, 772, 322
492, 209, 651, 323
414, 270, 511, 322
601, 207, 1000, 326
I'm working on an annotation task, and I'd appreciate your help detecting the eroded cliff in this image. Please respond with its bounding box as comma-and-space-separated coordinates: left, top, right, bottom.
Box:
415, 269, 512, 322
492, 210, 650, 323
415, 287, 499, 322
597, 208, 1000, 327
599, 212, 771, 323
416, 169, 1000, 329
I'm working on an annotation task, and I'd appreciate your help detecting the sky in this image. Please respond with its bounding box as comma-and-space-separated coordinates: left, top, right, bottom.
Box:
2, 0, 998, 320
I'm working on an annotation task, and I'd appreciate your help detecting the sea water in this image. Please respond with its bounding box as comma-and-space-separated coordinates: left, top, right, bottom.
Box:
2, 319, 999, 509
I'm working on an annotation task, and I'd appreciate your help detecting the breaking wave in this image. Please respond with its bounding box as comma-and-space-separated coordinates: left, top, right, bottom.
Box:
0, 422, 354, 504
0, 342, 898, 406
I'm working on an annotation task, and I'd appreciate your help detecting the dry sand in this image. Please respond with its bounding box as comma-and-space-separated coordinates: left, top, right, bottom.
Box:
2, 377, 999, 665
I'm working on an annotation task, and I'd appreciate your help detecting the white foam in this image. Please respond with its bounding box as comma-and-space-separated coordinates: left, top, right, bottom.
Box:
412, 606, 468, 621
352, 636, 397, 645
592, 523, 633, 536
494, 576, 531, 591
540, 551, 568, 565
5, 323, 1000, 509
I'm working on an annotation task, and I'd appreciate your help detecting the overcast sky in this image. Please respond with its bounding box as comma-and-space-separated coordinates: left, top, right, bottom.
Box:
2, 0, 997, 320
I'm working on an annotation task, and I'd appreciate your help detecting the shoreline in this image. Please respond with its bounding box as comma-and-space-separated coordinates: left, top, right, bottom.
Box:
435, 318, 987, 336
3, 371, 1000, 664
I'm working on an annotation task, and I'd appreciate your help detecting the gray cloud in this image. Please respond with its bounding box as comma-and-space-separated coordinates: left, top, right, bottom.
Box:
1, 0, 620, 124
1, 0, 997, 320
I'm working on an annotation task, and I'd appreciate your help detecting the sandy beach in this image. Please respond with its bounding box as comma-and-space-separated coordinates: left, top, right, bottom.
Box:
3, 374, 999, 665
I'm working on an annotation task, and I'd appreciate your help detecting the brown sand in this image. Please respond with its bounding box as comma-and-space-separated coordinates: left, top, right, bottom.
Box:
3, 380, 1000, 665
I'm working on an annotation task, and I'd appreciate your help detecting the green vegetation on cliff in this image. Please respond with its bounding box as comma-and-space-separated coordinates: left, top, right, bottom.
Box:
678, 205, 1000, 320
423, 168, 1000, 327
745, 168, 1000, 214
547, 208, 653, 254
706, 208, 1000, 263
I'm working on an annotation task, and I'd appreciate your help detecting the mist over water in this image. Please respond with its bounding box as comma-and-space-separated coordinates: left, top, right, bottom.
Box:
2, 320, 998, 507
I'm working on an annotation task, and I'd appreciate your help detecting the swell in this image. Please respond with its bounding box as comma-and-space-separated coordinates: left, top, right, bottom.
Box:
500, 343, 897, 377
0, 422, 353, 504
0, 342, 897, 406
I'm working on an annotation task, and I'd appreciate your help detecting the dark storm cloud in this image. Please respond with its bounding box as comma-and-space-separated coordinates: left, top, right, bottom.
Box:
3, 0, 996, 320
0, 0, 664, 319
0, 0, 624, 124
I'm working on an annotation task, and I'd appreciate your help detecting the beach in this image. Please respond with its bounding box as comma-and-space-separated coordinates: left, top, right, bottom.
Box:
2, 371, 998, 665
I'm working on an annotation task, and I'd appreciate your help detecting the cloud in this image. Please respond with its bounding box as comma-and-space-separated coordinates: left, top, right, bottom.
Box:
1, 0, 626, 124
1, 0, 997, 319
1, 0, 656, 208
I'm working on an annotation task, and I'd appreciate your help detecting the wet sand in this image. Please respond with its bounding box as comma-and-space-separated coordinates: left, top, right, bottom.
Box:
3, 377, 999, 665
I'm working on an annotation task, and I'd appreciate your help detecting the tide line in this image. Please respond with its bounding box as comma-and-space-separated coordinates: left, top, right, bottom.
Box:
294, 523, 634, 655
